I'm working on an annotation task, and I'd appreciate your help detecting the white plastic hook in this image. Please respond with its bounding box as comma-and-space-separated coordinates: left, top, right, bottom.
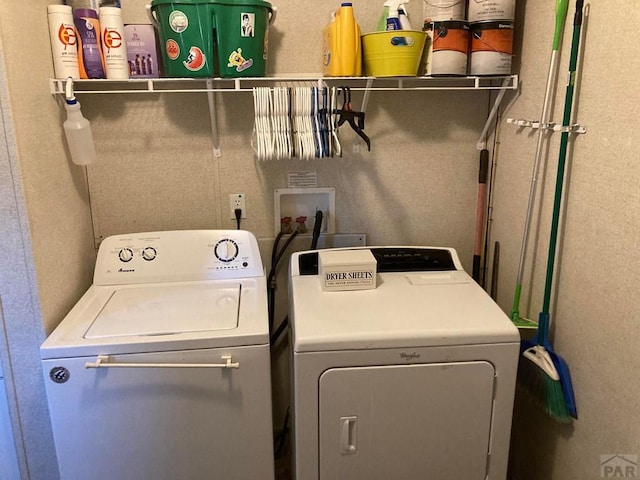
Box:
65, 76, 76, 103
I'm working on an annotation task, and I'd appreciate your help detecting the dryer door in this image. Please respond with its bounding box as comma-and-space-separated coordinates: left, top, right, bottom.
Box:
319, 361, 495, 480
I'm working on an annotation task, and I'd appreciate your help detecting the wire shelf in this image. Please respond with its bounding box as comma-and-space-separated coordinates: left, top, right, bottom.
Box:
50, 74, 518, 95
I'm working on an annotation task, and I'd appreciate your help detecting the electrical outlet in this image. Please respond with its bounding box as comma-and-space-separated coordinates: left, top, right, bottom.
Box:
229, 193, 247, 219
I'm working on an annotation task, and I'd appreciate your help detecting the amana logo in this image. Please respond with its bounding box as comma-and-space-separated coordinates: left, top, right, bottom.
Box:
118, 268, 135, 273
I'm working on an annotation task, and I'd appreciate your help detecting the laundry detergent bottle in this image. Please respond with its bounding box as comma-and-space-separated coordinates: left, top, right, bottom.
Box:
322, 2, 361, 76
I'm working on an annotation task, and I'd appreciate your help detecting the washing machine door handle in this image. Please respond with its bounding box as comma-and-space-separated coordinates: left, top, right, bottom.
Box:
85, 355, 240, 369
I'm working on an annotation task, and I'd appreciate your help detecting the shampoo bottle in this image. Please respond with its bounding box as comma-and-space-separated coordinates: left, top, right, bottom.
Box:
47, 5, 79, 79
74, 8, 105, 78
99, 6, 129, 79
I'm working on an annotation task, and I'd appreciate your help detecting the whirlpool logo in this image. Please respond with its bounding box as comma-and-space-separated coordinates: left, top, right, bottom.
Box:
400, 352, 420, 361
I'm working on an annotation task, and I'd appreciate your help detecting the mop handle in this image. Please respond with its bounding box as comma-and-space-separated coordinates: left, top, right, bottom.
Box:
513, 0, 569, 291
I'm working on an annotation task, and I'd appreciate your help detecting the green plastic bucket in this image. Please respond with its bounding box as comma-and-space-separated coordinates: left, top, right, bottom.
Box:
148, 0, 275, 78
148, 0, 215, 77
211, 0, 275, 77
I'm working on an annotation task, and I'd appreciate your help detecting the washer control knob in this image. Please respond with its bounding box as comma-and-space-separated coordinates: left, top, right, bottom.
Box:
215, 239, 239, 263
118, 248, 134, 263
142, 247, 157, 261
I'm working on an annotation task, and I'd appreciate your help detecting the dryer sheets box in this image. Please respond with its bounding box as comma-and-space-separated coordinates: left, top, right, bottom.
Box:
319, 249, 377, 291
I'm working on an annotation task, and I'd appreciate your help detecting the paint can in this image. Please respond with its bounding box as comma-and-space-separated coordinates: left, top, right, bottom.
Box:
468, 0, 516, 23
469, 21, 513, 75
423, 0, 465, 21
424, 21, 469, 76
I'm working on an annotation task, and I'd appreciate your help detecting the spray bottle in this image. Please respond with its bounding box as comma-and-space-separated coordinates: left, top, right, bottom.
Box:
398, 3, 412, 29
379, 0, 412, 31
63, 78, 97, 165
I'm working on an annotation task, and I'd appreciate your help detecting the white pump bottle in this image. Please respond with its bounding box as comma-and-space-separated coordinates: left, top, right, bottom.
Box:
63, 78, 97, 165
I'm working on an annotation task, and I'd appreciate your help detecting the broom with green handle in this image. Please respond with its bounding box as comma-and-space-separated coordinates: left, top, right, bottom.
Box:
519, 0, 584, 423
510, 0, 569, 329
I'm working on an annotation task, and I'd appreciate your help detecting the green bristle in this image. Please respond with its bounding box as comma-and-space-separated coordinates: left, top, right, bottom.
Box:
518, 355, 572, 424
543, 376, 572, 424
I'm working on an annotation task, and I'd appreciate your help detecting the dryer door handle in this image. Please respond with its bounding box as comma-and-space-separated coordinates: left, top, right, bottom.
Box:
85, 355, 240, 369
340, 416, 358, 455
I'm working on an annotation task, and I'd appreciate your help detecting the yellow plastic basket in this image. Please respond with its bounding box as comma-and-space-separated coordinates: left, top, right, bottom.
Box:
362, 31, 427, 77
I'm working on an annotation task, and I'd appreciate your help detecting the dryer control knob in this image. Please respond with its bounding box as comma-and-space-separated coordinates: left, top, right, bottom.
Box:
118, 248, 133, 262
214, 239, 238, 263
142, 247, 157, 261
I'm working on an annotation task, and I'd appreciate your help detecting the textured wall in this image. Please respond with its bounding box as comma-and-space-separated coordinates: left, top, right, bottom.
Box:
89, 0, 490, 268
487, 1, 640, 478
9, 0, 635, 479
0, 1, 96, 336
0, 1, 96, 479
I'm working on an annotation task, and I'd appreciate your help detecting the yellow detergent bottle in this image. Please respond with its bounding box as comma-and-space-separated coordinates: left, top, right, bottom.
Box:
322, 2, 362, 76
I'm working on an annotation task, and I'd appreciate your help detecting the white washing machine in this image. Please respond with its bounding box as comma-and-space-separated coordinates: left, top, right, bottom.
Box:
41, 230, 274, 480
289, 247, 520, 480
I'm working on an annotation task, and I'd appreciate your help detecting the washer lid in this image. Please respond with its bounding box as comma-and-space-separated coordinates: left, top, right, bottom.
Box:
85, 284, 240, 338
41, 277, 269, 359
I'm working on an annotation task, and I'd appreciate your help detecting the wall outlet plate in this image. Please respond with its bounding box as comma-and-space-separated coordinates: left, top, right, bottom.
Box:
229, 193, 247, 219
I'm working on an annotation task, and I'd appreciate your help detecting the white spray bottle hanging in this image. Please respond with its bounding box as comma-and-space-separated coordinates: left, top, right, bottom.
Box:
63, 77, 97, 165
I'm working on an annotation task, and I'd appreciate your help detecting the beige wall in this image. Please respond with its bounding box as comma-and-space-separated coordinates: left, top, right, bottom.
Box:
1, 0, 637, 479
488, 1, 640, 478
0, 1, 95, 479
90, 0, 488, 266
0, 2, 96, 334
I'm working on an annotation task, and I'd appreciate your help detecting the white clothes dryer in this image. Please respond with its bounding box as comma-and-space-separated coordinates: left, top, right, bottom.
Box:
289, 247, 520, 480
41, 230, 274, 480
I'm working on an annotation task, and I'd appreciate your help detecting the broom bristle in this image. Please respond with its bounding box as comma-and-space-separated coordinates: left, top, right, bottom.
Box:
518, 355, 572, 424
543, 375, 572, 423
